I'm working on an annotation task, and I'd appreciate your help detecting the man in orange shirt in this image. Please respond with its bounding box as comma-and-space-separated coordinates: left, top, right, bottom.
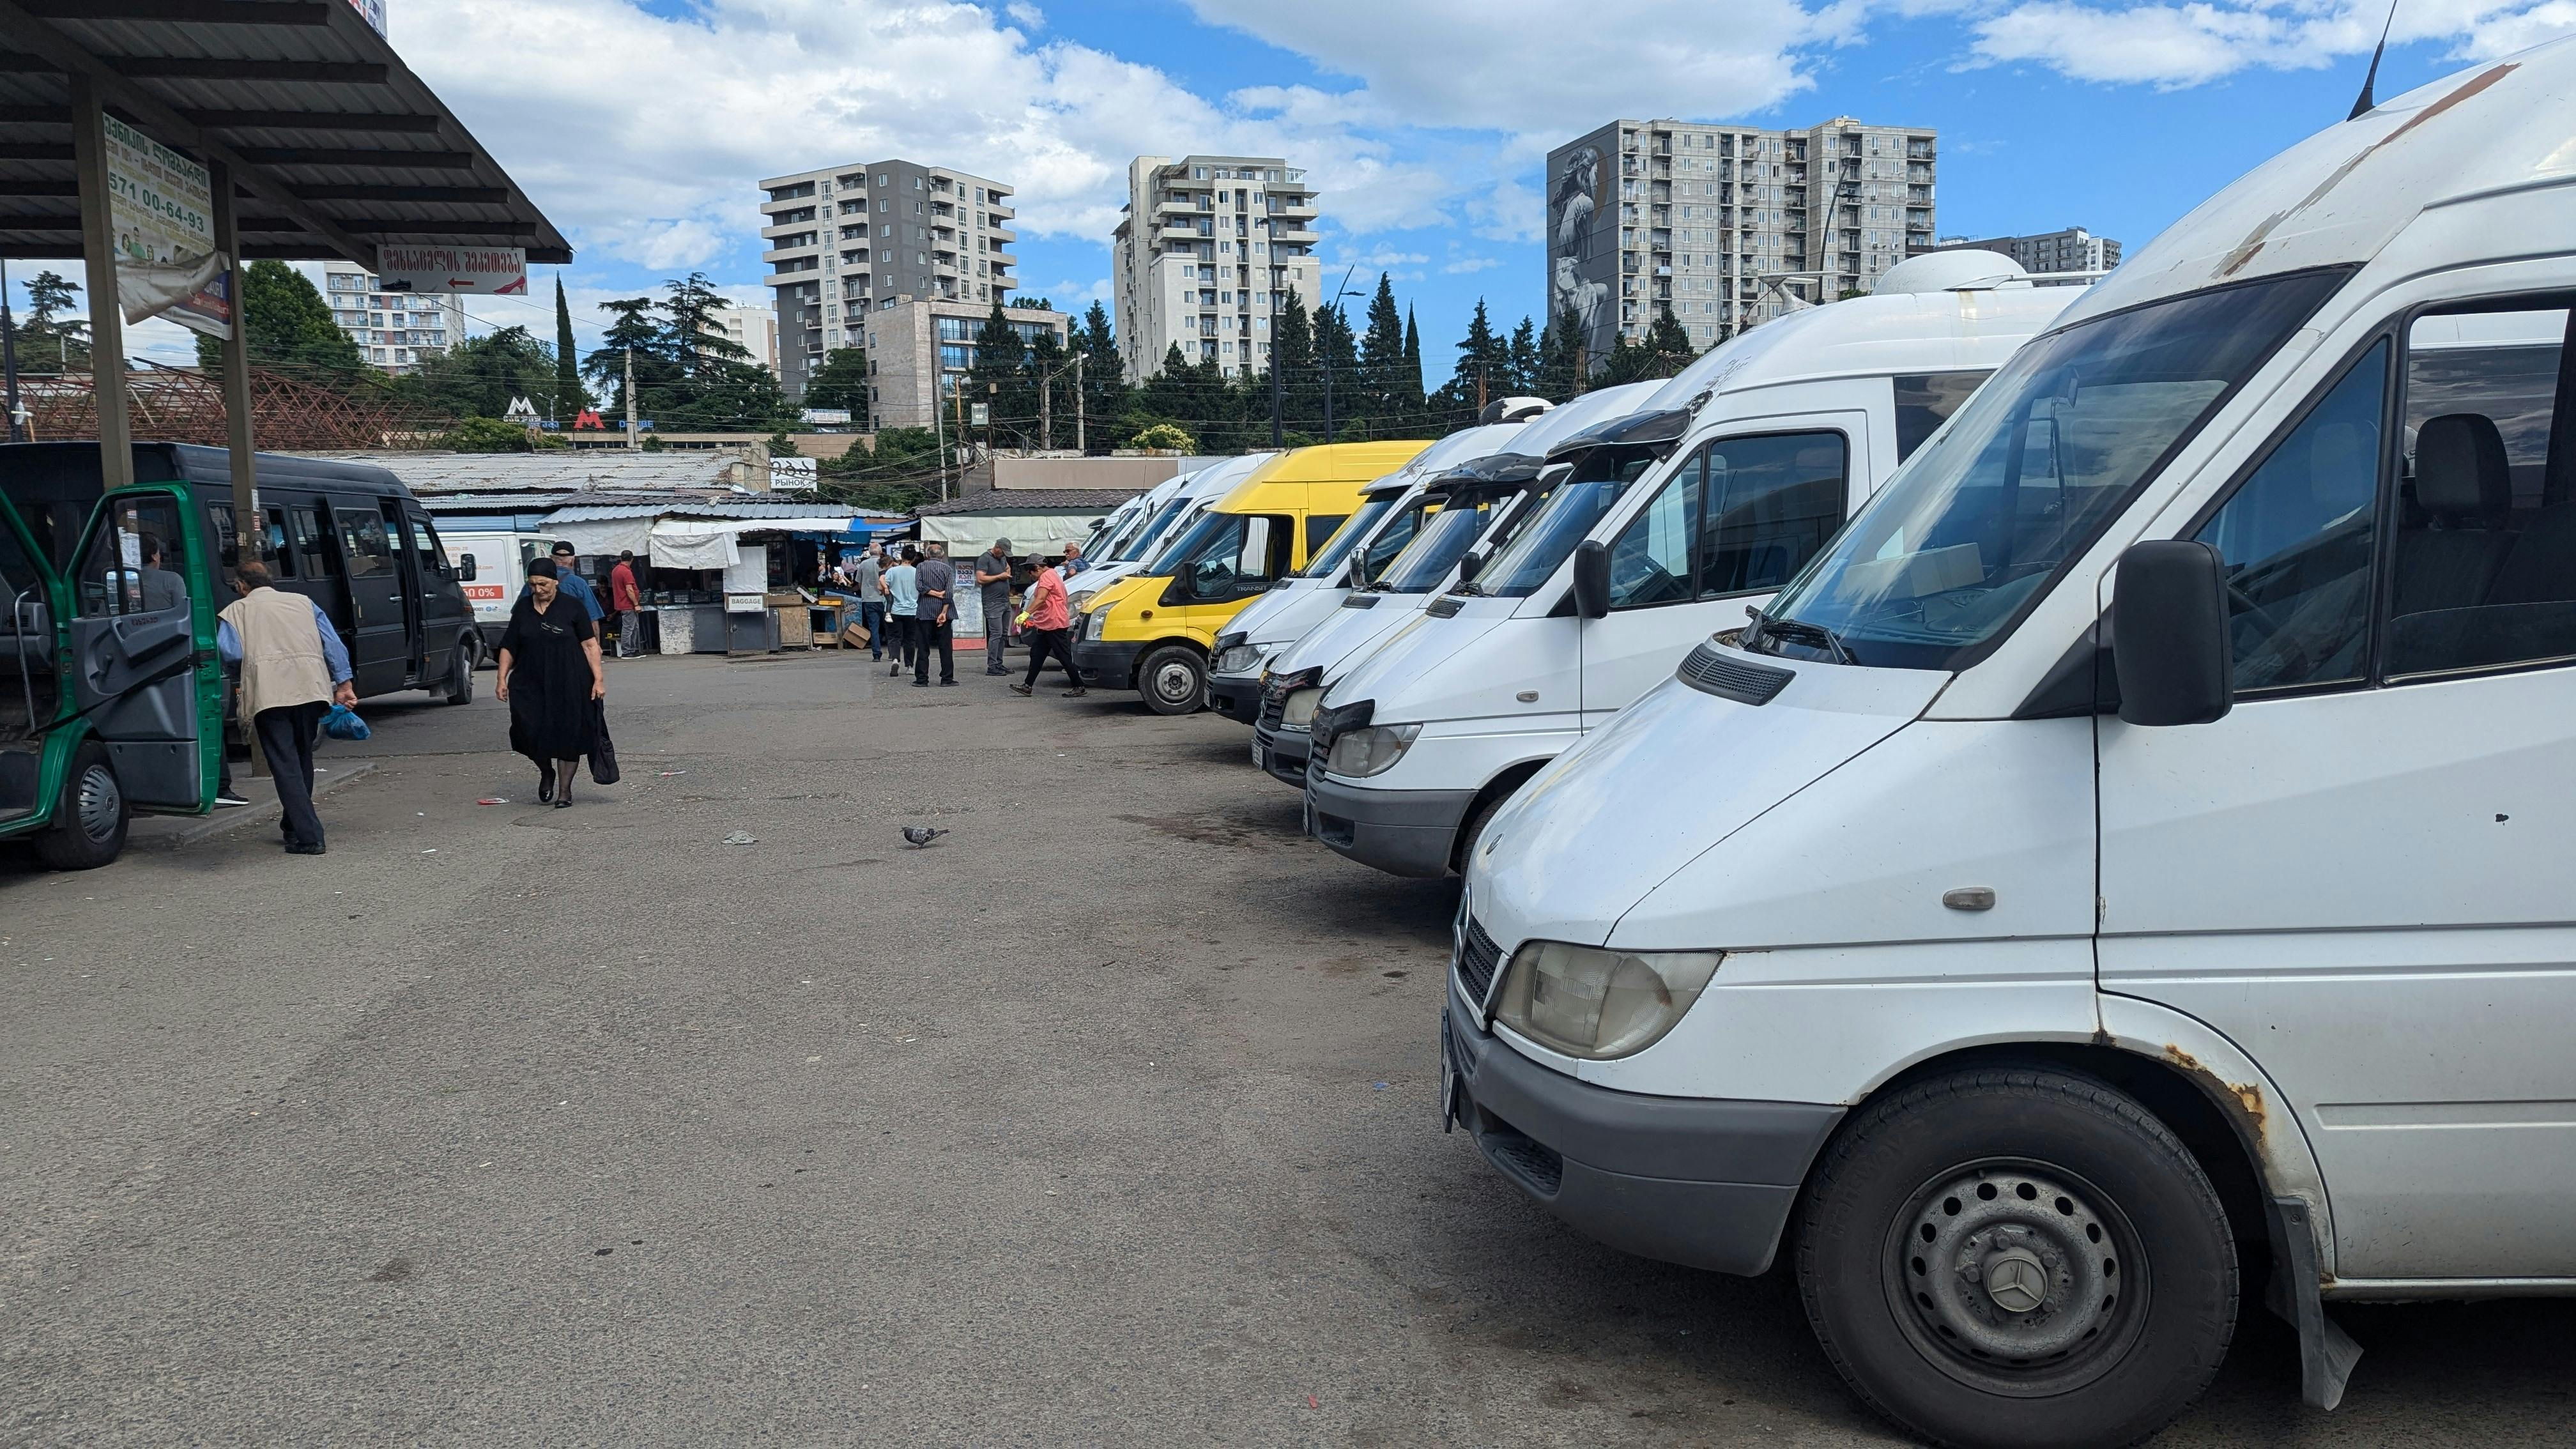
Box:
608, 550, 644, 658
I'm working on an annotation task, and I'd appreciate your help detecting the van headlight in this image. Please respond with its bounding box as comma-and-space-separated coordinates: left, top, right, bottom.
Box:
1491, 942, 1724, 1060
1082, 602, 1114, 640
1216, 643, 1264, 675
1282, 687, 1323, 728
1325, 723, 1418, 777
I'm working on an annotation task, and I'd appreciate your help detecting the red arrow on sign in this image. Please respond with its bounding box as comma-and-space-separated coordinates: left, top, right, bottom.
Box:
448, 277, 474, 287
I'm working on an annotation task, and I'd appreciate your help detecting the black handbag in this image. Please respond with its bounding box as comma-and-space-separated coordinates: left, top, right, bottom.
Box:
586, 700, 620, 785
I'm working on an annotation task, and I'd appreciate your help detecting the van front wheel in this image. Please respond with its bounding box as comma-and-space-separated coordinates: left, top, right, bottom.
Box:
36, 741, 127, 870
1137, 645, 1206, 715
441, 636, 475, 705
1796, 1066, 2235, 1449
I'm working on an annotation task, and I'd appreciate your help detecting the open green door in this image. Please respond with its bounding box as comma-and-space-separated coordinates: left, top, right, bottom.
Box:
60, 486, 222, 817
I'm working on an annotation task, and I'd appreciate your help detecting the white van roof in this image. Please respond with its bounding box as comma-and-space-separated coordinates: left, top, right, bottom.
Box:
1182, 452, 1271, 498
1508, 381, 1663, 455
2064, 37, 2576, 329
1644, 281, 2082, 413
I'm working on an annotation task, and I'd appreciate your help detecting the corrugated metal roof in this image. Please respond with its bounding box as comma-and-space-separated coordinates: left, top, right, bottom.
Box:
914, 489, 1145, 516
0, 4, 569, 265
319, 451, 744, 494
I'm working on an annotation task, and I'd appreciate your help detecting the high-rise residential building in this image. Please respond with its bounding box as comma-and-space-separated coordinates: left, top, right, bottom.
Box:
1545, 117, 1937, 359
859, 297, 1070, 433
704, 305, 779, 374
322, 266, 466, 375
758, 159, 1018, 399
1110, 155, 1321, 384
1934, 226, 2121, 278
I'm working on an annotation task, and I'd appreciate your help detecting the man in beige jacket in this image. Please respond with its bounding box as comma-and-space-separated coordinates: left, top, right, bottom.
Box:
217, 560, 355, 855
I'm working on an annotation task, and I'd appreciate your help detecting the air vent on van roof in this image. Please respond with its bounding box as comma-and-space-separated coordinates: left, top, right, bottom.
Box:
1427, 595, 1464, 618
1678, 640, 1793, 705
1341, 594, 1379, 609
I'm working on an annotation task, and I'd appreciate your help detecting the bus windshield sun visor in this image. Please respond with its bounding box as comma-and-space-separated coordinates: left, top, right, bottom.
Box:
1544, 405, 1690, 462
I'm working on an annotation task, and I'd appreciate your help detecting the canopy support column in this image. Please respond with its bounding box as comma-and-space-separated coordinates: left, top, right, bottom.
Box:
66, 73, 131, 491
209, 160, 264, 779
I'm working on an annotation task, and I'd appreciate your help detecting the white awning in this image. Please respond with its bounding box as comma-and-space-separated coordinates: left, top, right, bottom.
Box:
648, 521, 740, 570
917, 509, 1118, 553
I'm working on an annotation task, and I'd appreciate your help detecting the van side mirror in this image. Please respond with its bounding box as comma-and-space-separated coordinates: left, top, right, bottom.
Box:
457, 553, 478, 582
2113, 540, 2232, 726
1571, 539, 1611, 620
1453, 549, 1482, 585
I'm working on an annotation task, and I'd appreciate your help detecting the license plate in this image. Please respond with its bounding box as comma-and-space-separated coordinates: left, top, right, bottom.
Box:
1254, 739, 1267, 770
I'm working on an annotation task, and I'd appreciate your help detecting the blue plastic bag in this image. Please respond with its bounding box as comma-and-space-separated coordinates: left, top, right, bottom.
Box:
322, 703, 371, 742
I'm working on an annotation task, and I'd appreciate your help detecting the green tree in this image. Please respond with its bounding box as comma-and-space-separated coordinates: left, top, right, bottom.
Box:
394, 325, 560, 420
12, 268, 89, 374
1443, 298, 1506, 413
583, 296, 668, 416
1315, 301, 1361, 438
1357, 273, 1406, 428
967, 302, 1027, 445
1400, 307, 1426, 420
818, 424, 944, 513
1022, 325, 1069, 448
439, 415, 537, 452
1596, 303, 1697, 387
1271, 289, 1315, 435
552, 276, 586, 417
1505, 316, 1540, 398
1073, 302, 1127, 454
1535, 305, 1587, 401
802, 346, 870, 413
195, 259, 366, 379
1130, 421, 1195, 452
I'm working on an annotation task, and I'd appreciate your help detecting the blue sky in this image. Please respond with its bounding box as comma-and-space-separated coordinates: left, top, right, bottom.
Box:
21, 1, 2574, 383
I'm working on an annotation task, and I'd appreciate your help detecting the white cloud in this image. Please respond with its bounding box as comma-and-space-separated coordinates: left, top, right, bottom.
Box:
1443, 256, 1504, 274
1182, 0, 1846, 135
1959, 1, 2576, 88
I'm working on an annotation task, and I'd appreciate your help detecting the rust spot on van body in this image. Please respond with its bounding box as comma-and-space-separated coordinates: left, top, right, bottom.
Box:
2164, 1044, 2267, 1138
2211, 61, 2522, 280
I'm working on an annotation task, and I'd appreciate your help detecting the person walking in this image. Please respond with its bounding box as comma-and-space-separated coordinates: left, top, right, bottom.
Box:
523, 542, 604, 622
216, 560, 353, 855
883, 546, 919, 677
914, 541, 955, 688
850, 544, 886, 662
608, 549, 645, 659
1009, 551, 1085, 698
975, 537, 1014, 676
495, 558, 605, 809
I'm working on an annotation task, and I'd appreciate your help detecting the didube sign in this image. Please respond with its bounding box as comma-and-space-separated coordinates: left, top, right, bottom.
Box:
375, 244, 528, 295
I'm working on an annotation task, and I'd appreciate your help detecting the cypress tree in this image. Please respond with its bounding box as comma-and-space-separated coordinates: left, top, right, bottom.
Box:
1447, 299, 1501, 410
1400, 307, 1425, 419
553, 276, 586, 417
1358, 274, 1405, 424
1271, 289, 1315, 434
1505, 316, 1540, 397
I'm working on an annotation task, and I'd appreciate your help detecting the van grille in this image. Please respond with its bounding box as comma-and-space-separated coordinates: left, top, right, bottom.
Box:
1677, 641, 1794, 705
1455, 916, 1503, 1006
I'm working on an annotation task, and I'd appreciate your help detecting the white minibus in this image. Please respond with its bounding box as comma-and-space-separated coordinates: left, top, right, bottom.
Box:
1444, 42, 2576, 1447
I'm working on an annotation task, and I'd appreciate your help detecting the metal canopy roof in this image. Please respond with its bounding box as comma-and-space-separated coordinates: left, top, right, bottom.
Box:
0, 0, 569, 266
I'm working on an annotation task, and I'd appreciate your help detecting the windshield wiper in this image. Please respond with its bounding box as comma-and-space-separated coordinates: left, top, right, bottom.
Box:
1745, 606, 1857, 666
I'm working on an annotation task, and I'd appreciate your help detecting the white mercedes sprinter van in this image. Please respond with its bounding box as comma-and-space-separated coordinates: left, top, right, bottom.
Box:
1307, 255, 2080, 877
1249, 384, 1662, 787
1207, 422, 1532, 723
1067, 454, 1273, 605
1445, 42, 2576, 1448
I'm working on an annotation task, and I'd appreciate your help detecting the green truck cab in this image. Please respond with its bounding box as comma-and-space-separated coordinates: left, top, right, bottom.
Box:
2, 456, 226, 868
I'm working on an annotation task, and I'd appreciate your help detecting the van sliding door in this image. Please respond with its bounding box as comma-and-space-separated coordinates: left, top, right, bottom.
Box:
330, 502, 408, 694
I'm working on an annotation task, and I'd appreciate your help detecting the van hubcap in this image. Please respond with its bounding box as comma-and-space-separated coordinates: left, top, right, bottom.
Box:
73, 763, 120, 842
1153, 661, 1197, 704
1885, 1160, 2147, 1395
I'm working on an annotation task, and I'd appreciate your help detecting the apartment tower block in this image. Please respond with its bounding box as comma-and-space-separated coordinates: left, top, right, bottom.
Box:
1545, 118, 1937, 361
1111, 155, 1321, 383
758, 159, 1018, 398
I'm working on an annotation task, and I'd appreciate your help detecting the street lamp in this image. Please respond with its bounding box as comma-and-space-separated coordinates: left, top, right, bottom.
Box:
1320, 263, 1363, 444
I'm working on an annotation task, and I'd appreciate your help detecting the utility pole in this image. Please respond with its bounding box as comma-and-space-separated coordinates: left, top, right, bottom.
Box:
623, 344, 638, 450
1074, 353, 1085, 454
1320, 264, 1361, 445
1039, 365, 1051, 453
1266, 278, 1282, 447
1, 256, 21, 443
933, 379, 949, 500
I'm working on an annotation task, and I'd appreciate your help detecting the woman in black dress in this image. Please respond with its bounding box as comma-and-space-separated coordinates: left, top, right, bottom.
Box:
494, 558, 604, 808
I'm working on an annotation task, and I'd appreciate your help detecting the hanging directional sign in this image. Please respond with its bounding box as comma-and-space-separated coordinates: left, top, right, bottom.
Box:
375, 244, 528, 295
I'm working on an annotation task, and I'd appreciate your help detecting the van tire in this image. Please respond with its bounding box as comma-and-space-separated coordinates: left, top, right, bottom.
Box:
1138, 644, 1206, 715
1795, 1066, 2235, 1449
441, 637, 475, 705
1453, 790, 1511, 876
36, 741, 127, 871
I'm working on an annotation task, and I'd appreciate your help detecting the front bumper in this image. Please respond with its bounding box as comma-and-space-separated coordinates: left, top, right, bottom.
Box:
1443, 1003, 1843, 1276
1250, 724, 1310, 788
1208, 668, 1264, 725
1306, 766, 1478, 878
1070, 637, 1144, 691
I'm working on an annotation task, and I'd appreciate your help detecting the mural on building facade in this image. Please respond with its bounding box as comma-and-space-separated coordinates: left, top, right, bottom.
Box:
1548, 144, 1609, 342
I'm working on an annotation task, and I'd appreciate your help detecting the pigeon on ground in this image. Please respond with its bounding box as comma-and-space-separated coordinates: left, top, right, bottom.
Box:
902, 826, 948, 848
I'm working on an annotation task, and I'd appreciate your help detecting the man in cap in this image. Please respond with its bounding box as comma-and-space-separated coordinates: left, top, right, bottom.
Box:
974, 537, 1015, 676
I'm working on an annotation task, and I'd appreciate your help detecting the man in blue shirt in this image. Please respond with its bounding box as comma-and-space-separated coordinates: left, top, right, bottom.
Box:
523, 542, 602, 620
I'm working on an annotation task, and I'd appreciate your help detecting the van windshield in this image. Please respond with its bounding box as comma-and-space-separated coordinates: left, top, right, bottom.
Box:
1298, 494, 1399, 579
1115, 498, 1192, 562
1375, 485, 1517, 592
1755, 268, 2347, 670
1470, 445, 1663, 597
1149, 507, 1244, 576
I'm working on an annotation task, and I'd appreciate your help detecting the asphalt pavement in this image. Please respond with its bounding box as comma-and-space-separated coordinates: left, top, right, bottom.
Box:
3, 646, 2570, 1445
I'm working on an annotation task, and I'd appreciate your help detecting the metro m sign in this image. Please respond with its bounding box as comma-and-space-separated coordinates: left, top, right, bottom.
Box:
376, 245, 529, 296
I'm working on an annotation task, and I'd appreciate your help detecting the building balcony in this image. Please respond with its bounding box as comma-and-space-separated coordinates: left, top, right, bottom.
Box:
763, 244, 820, 264
1271, 226, 1319, 245
1269, 197, 1317, 219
